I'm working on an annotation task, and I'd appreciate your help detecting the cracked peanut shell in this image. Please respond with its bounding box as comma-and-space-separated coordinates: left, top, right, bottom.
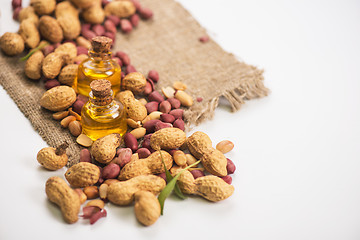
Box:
37, 147, 68, 170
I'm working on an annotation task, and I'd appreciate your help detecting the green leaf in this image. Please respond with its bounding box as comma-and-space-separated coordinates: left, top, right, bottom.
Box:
159, 150, 186, 200
20, 42, 49, 61
158, 155, 201, 215
173, 181, 186, 199
158, 174, 181, 215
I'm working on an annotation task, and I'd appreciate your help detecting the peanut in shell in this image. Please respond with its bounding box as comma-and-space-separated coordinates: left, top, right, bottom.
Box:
65, 162, 100, 188
195, 175, 234, 202
118, 150, 173, 180
40, 85, 76, 112
150, 127, 187, 150
107, 175, 166, 205
45, 176, 81, 224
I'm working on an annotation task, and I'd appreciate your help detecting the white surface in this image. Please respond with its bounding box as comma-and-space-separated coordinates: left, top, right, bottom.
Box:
1, 0, 360, 239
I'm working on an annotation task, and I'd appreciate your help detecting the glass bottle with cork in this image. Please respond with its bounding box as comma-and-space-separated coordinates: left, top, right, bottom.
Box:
75, 36, 121, 97
81, 79, 127, 141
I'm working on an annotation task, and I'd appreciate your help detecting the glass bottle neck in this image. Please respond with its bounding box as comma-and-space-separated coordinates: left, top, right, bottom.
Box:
88, 50, 112, 60
89, 90, 114, 106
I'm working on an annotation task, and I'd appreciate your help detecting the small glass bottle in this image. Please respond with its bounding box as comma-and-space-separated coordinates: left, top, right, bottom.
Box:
81, 79, 127, 141
75, 36, 121, 97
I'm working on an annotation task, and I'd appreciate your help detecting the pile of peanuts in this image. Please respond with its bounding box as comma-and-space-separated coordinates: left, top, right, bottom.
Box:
3, 0, 238, 227
39, 67, 237, 225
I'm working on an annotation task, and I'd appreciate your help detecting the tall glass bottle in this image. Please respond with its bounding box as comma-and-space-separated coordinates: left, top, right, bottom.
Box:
75, 36, 121, 97
81, 79, 127, 141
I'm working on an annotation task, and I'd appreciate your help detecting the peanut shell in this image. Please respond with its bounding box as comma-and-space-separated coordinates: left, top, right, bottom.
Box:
45, 176, 81, 224
19, 7, 39, 26
59, 64, 78, 86
69, 0, 94, 9
200, 148, 228, 177
65, 162, 101, 188
134, 191, 161, 226
37, 147, 68, 170
31, 0, 56, 15
55, 1, 81, 40
170, 167, 196, 194
82, 4, 105, 24
25, 50, 44, 80
118, 150, 173, 180
55, 43, 77, 62
104, 1, 136, 18
150, 127, 187, 150
107, 175, 166, 205
116, 90, 147, 121
39, 15, 63, 43
18, 19, 40, 49
122, 72, 147, 94
90, 133, 121, 164
187, 131, 213, 159
0, 32, 24, 56
40, 86, 76, 112
195, 175, 234, 202
42, 52, 69, 79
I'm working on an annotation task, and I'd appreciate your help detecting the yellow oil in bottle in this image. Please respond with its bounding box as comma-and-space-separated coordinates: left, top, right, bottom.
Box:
81, 79, 127, 141
75, 36, 121, 97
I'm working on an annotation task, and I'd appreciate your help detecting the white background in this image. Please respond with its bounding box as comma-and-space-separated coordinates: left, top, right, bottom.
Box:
1, 0, 360, 239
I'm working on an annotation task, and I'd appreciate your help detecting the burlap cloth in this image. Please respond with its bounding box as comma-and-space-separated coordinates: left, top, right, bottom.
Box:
0, 0, 268, 166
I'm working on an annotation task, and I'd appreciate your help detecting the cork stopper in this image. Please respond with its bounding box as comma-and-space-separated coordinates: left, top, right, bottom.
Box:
91, 36, 112, 53
90, 79, 113, 105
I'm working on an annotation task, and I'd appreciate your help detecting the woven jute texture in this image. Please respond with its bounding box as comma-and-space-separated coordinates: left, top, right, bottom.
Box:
0, 0, 268, 166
